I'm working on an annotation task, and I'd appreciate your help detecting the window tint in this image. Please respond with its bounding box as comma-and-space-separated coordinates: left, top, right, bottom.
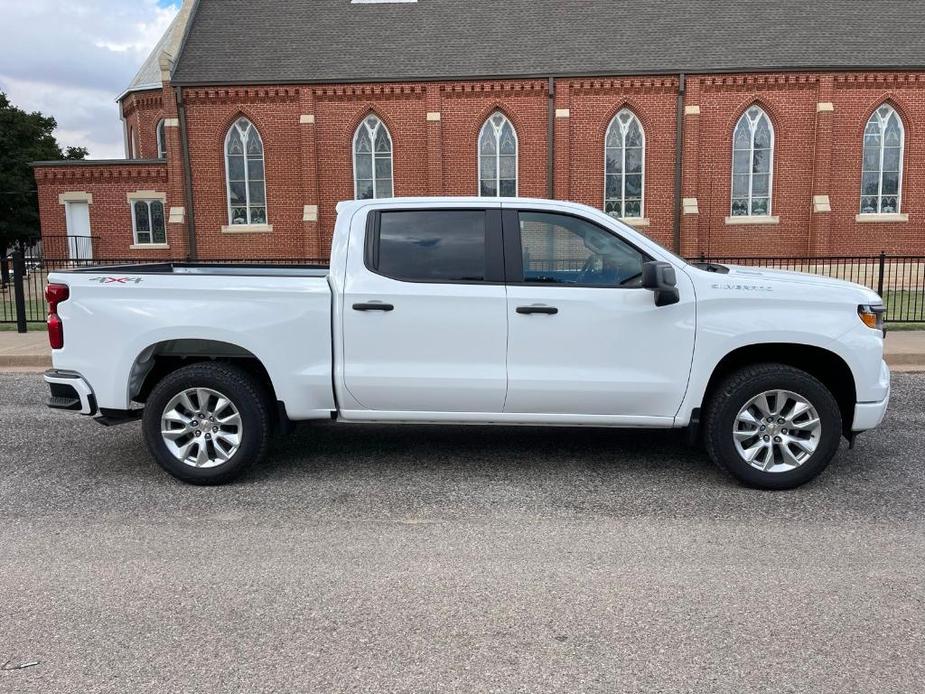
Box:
377, 210, 487, 282
519, 212, 646, 287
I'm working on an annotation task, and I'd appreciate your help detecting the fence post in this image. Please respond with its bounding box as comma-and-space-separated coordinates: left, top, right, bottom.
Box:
876, 251, 886, 298
12, 251, 28, 334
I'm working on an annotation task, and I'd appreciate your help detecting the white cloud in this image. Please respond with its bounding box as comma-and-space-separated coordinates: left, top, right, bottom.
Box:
0, 0, 179, 159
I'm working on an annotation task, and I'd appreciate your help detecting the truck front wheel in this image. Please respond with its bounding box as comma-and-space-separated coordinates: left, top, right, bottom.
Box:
142, 362, 270, 485
703, 363, 843, 490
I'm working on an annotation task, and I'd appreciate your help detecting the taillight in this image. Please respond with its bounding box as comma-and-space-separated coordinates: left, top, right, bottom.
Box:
46, 283, 69, 350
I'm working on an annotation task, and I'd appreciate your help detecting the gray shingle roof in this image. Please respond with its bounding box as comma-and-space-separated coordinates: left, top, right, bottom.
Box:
171, 0, 925, 85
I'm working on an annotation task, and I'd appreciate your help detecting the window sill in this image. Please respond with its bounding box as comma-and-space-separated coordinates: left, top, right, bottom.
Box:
221, 224, 273, 234
855, 213, 908, 223
130, 243, 170, 250
724, 215, 780, 226
620, 217, 650, 228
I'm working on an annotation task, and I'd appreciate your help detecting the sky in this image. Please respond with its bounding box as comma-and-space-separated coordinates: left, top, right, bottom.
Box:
0, 0, 180, 159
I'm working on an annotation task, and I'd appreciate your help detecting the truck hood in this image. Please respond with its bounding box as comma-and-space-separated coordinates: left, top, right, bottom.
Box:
720, 264, 881, 302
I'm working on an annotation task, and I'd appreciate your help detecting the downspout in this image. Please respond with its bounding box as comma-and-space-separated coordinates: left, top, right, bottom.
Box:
672, 73, 686, 254
176, 86, 198, 260
546, 76, 556, 199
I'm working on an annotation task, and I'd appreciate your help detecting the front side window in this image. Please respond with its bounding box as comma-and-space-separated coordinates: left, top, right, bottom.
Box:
731, 106, 774, 216
132, 200, 166, 245
518, 212, 647, 287
479, 112, 517, 197
156, 119, 167, 159
604, 109, 645, 219
374, 210, 487, 282
225, 117, 267, 225
861, 104, 904, 214
354, 115, 394, 200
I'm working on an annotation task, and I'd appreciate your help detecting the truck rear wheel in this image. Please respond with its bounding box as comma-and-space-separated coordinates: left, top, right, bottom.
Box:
142, 362, 270, 485
703, 363, 842, 490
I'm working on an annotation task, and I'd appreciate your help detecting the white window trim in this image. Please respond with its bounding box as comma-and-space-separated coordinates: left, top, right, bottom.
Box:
224, 118, 268, 226
156, 119, 167, 159
859, 104, 904, 216
478, 112, 519, 197
855, 212, 909, 223
130, 199, 168, 246
604, 108, 646, 219
730, 107, 775, 217
352, 115, 394, 200
221, 224, 273, 234
724, 215, 781, 226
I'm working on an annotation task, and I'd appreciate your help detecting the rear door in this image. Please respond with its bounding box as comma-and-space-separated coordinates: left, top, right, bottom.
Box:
502, 206, 696, 421
340, 205, 508, 414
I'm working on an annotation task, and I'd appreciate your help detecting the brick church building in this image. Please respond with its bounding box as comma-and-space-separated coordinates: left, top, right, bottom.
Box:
34, 0, 925, 261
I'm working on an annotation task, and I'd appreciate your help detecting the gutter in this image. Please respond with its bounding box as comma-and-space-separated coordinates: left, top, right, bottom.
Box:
176, 86, 198, 260
546, 77, 555, 199
167, 64, 925, 89
672, 73, 686, 254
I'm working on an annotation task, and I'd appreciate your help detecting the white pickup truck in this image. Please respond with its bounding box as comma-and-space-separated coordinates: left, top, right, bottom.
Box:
44, 197, 890, 489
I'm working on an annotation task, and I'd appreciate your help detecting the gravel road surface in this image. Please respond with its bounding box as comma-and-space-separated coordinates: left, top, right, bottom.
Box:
1, 373, 923, 693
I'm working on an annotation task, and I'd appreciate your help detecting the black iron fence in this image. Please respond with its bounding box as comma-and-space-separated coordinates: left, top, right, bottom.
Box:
2, 248, 923, 331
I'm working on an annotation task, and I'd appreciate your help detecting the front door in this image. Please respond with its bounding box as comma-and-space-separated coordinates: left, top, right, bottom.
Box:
341, 206, 508, 414
503, 208, 696, 421
64, 201, 93, 261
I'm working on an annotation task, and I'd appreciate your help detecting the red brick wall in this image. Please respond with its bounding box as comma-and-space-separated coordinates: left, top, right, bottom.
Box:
563, 77, 679, 249
34, 163, 174, 260
122, 89, 165, 161
35, 71, 925, 261
827, 74, 925, 255
183, 87, 307, 259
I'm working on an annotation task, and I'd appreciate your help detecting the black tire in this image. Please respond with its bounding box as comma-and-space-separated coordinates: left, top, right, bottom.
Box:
703, 363, 842, 490
142, 362, 271, 485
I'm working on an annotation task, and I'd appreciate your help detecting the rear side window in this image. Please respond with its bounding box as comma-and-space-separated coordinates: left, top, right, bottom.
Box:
374, 210, 487, 282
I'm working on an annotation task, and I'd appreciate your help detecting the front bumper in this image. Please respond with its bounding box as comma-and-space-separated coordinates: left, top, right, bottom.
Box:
44, 370, 97, 416
852, 360, 891, 432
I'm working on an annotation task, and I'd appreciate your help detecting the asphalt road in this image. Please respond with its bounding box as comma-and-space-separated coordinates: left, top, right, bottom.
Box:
1, 373, 923, 693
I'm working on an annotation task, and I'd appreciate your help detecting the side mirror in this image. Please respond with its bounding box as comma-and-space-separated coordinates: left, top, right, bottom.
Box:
642, 261, 680, 307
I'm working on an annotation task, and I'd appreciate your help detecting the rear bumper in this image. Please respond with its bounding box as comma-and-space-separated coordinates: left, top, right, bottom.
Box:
44, 370, 97, 416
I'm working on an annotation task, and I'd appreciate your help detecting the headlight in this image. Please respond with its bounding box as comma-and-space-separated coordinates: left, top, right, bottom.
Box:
858, 304, 886, 333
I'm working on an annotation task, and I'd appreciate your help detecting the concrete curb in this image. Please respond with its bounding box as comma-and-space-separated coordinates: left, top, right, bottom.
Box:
0, 355, 52, 368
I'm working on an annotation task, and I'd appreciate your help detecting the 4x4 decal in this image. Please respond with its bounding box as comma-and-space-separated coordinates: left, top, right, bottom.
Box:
89, 276, 144, 285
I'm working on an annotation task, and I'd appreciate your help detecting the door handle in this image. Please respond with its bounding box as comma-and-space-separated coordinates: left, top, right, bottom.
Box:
516, 305, 558, 315
353, 302, 395, 312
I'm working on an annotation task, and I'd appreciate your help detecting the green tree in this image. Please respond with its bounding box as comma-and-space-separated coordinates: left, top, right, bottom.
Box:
0, 91, 88, 258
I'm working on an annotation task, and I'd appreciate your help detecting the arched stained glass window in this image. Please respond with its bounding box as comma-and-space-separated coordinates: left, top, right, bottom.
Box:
353, 115, 393, 200
479, 112, 517, 197
861, 104, 904, 214
731, 106, 774, 217
604, 109, 645, 219
225, 118, 267, 225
